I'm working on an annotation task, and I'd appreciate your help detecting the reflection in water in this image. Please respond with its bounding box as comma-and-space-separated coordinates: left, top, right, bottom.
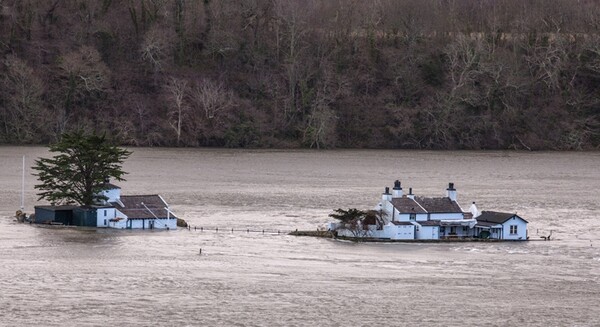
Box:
1, 147, 599, 326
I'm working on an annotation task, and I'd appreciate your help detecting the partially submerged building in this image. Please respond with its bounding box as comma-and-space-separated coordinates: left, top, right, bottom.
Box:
33, 183, 177, 229
329, 181, 527, 241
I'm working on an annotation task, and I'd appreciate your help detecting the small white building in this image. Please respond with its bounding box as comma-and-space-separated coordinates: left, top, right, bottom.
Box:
474, 211, 528, 240
33, 183, 178, 229
330, 181, 527, 241
98, 184, 177, 230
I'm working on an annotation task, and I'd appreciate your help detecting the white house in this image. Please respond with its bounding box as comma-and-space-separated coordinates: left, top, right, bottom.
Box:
110, 194, 177, 230
474, 211, 528, 240
98, 183, 177, 230
331, 181, 527, 241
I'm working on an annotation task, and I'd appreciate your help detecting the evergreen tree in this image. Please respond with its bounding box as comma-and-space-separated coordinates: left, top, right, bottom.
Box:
329, 208, 366, 223
33, 131, 132, 206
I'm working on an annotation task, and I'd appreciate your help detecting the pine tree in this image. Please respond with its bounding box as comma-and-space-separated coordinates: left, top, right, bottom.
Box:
33, 131, 132, 206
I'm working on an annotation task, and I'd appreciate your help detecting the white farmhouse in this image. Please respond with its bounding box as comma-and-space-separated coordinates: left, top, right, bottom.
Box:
330, 180, 527, 241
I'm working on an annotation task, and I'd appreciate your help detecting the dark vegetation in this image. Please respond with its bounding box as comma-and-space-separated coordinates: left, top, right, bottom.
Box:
33, 131, 130, 206
1, 0, 599, 149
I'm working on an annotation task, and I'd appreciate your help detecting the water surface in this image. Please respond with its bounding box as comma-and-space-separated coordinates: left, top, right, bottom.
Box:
1, 147, 599, 326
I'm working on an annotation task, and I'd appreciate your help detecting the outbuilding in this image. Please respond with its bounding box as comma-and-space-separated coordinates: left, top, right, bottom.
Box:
475, 211, 528, 240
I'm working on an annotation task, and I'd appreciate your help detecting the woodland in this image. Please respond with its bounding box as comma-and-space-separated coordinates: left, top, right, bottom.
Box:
1, 0, 600, 149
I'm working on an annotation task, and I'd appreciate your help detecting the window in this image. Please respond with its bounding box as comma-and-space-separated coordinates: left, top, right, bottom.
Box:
510, 225, 518, 234
104, 210, 107, 216
450, 226, 457, 234
104, 219, 107, 226
462, 226, 468, 232
409, 213, 416, 221
440, 226, 446, 233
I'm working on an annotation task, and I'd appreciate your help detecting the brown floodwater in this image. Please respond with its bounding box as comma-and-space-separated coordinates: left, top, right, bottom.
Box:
1, 146, 599, 326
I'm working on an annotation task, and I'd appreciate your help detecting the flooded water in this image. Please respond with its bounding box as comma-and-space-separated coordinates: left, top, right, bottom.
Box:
1, 147, 599, 326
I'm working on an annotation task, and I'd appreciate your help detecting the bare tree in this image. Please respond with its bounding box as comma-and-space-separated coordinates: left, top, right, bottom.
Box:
190, 78, 233, 120
0, 56, 46, 143
141, 25, 175, 72
165, 77, 188, 146
59, 46, 110, 97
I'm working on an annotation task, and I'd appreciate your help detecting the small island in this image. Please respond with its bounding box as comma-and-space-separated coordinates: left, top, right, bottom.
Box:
295, 181, 529, 242
19, 131, 183, 230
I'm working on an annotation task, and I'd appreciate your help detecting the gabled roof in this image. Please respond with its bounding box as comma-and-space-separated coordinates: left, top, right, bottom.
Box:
414, 196, 463, 213
475, 221, 501, 227
113, 195, 176, 219
390, 197, 427, 214
477, 211, 528, 224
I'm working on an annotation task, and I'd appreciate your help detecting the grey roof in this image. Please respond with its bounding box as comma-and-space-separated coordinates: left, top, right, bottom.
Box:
414, 196, 463, 213
477, 211, 527, 224
34, 205, 78, 211
391, 221, 414, 226
114, 195, 176, 220
390, 197, 427, 214
475, 221, 501, 227
418, 221, 441, 226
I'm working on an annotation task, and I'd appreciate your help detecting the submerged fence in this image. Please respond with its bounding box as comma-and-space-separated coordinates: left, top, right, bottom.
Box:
183, 225, 310, 235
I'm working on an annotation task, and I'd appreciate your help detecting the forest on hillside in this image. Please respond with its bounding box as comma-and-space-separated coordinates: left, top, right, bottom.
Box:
1, 0, 599, 149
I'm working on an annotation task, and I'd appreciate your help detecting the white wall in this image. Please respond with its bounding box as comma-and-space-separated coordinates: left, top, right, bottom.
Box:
415, 226, 439, 240
108, 218, 127, 229
378, 224, 414, 240
502, 217, 528, 240
429, 213, 464, 220
96, 208, 117, 228
393, 212, 428, 222
127, 218, 177, 230
101, 188, 121, 203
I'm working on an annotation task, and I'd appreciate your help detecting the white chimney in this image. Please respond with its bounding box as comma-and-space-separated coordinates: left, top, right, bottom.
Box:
381, 187, 392, 204
392, 180, 403, 198
407, 187, 415, 200
469, 202, 480, 218
446, 182, 457, 201
380, 187, 393, 213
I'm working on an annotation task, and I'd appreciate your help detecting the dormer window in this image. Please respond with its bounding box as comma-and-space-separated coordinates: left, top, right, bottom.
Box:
409, 213, 416, 221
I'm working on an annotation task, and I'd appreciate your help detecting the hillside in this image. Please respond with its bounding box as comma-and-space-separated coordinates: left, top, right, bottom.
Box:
1, 0, 599, 149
